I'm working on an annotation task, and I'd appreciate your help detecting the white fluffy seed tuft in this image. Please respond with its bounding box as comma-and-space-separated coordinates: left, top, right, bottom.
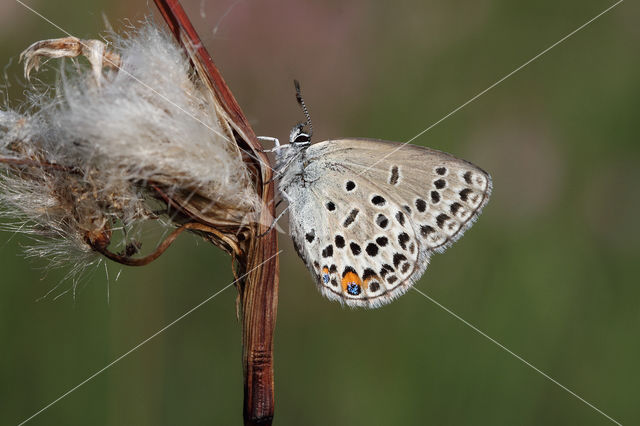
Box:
0, 20, 263, 283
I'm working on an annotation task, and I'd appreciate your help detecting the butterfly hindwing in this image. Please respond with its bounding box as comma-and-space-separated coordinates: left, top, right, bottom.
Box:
282, 138, 491, 308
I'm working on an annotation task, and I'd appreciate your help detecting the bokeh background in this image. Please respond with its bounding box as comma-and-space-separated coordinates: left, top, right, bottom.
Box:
1, 0, 638, 425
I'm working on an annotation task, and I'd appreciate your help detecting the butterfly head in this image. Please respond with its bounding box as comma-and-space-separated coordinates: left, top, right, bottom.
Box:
274, 80, 314, 173
289, 122, 311, 148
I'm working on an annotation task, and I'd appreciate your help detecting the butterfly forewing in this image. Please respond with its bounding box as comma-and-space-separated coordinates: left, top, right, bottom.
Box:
282, 138, 491, 308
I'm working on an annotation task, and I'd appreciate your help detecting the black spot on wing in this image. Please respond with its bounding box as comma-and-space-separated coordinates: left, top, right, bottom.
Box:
436, 214, 449, 228
375, 214, 389, 229
362, 268, 376, 281
398, 232, 410, 250
371, 195, 386, 206
342, 266, 357, 277
366, 243, 379, 256
376, 236, 388, 247
346, 283, 361, 295
393, 253, 407, 268
459, 188, 472, 201
380, 264, 394, 277
350, 242, 362, 256
343, 209, 359, 227
420, 225, 435, 237
390, 166, 399, 185
463, 171, 473, 184
305, 230, 315, 243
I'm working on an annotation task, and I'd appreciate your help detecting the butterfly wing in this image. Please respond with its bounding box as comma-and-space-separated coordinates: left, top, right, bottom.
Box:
282, 138, 491, 308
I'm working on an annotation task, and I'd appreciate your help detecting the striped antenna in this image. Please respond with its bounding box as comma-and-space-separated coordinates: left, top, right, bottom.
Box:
293, 79, 313, 139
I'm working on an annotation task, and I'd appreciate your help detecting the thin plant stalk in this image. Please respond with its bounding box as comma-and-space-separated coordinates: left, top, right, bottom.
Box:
152, 1, 279, 424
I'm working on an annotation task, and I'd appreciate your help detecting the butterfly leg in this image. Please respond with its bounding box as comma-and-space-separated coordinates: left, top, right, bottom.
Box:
257, 136, 280, 152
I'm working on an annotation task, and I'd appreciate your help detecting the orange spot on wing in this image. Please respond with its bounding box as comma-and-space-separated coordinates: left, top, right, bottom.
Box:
341, 272, 362, 293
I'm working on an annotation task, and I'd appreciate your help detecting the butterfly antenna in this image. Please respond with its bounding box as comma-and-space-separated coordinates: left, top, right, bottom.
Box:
294, 79, 313, 138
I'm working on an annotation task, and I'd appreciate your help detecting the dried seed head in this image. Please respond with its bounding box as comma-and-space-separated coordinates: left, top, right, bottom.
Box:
0, 19, 264, 283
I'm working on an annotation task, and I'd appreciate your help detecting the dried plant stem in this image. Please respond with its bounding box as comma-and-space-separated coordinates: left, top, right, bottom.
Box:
241, 185, 278, 425
1, 4, 278, 422
92, 222, 224, 267
153, 1, 279, 424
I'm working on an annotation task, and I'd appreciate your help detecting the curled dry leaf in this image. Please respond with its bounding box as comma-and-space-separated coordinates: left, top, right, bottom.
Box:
20, 36, 122, 84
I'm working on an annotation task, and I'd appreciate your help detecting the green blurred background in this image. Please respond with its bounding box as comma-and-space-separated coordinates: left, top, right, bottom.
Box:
1, 0, 638, 424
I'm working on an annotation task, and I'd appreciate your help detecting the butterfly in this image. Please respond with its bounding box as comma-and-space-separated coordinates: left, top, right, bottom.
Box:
268, 81, 491, 308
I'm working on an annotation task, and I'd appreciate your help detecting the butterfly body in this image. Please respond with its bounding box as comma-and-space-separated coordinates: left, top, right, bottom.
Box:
276, 138, 492, 308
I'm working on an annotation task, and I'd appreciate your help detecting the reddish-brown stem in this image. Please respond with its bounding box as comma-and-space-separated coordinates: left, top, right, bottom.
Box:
241, 190, 278, 425
91, 222, 223, 266
152, 2, 279, 425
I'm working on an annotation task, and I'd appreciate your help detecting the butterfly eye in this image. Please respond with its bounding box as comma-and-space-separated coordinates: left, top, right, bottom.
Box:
288, 123, 311, 146
288, 122, 308, 144
293, 133, 311, 144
